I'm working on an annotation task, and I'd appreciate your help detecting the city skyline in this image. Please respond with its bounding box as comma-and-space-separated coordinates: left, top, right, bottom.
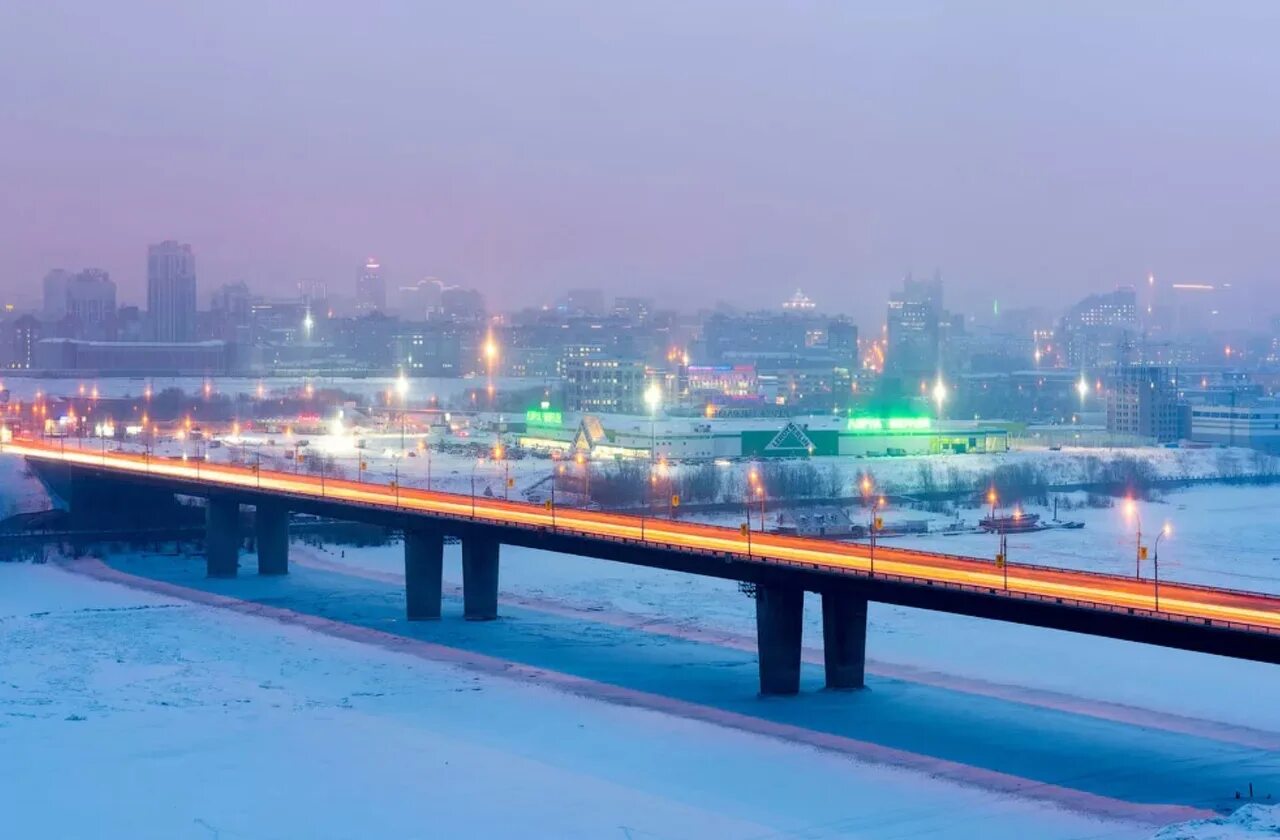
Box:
3, 2, 1278, 327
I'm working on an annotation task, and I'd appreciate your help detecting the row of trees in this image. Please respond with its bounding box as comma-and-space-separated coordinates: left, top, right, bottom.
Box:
557, 459, 849, 509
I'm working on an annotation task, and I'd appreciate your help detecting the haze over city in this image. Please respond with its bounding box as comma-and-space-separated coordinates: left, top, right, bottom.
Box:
3, 1, 1278, 323
4, 5, 1280, 839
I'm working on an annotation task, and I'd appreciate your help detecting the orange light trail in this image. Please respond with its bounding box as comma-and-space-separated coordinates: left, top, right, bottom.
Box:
5, 437, 1279, 634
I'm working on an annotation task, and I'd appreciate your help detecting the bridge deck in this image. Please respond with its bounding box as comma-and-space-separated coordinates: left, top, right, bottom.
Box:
7, 437, 1280, 646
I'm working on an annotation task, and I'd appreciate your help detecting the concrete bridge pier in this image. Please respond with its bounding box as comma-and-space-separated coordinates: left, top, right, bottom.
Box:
755, 584, 804, 695
404, 529, 445, 620
205, 496, 240, 578
821, 593, 868, 690
462, 536, 500, 621
255, 504, 290, 576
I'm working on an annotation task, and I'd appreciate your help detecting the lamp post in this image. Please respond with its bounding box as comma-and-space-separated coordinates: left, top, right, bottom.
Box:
471, 457, 484, 516
932, 376, 948, 420
987, 488, 1009, 588
1154, 522, 1171, 611
483, 334, 499, 407
644, 382, 662, 538
1125, 498, 1143, 580
418, 438, 432, 491
742, 463, 767, 534
575, 451, 590, 506
860, 475, 874, 571
395, 371, 410, 455
493, 443, 509, 500
551, 453, 563, 527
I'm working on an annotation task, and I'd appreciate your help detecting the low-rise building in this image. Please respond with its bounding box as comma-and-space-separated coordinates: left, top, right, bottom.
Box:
34, 338, 229, 376
518, 410, 1009, 461
1189, 404, 1280, 452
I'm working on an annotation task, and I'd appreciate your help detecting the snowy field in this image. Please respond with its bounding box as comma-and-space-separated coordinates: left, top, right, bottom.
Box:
1, 561, 1157, 840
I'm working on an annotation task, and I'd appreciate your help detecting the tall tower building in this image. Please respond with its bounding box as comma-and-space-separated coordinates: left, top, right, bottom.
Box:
42, 269, 73, 321
885, 274, 942, 380
147, 241, 197, 342
66, 269, 117, 339
356, 258, 385, 315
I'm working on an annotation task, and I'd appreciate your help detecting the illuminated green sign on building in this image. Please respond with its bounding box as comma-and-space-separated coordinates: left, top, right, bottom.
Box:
846, 416, 931, 433
525, 409, 563, 428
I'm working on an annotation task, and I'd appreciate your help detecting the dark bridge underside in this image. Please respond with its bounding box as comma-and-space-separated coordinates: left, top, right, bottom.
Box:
29, 458, 1280, 667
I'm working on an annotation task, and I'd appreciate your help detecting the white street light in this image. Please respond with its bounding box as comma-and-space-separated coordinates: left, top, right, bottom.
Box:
932, 377, 948, 415
395, 371, 410, 452
643, 382, 662, 413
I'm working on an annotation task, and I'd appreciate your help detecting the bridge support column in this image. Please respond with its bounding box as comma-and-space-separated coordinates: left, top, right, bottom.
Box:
755, 584, 803, 695
404, 529, 444, 620
205, 497, 240, 578
821, 593, 867, 690
462, 536, 499, 621
255, 504, 289, 576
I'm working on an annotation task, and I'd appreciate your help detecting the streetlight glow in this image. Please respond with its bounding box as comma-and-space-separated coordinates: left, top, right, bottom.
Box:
643, 382, 663, 413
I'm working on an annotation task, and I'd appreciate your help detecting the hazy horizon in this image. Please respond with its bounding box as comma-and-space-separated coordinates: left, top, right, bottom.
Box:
3, 1, 1278, 326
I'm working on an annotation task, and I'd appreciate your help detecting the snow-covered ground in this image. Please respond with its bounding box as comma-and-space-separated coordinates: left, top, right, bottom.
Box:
902, 484, 1280, 596
1, 561, 1159, 839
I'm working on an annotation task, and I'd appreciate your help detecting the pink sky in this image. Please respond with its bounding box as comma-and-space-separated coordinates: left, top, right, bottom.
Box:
2, 1, 1277, 325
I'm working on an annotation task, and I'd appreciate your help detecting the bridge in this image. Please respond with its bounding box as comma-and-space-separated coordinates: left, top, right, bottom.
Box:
5, 436, 1279, 694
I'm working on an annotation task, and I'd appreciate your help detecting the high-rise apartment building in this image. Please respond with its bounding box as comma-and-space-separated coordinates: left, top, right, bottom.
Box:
42, 269, 73, 321
396, 278, 444, 321
441, 286, 485, 321
356, 258, 386, 315
1060, 287, 1137, 368
2, 314, 41, 370
885, 275, 942, 380
297, 279, 330, 312
564, 356, 647, 414
42, 268, 116, 338
147, 241, 197, 341
1107, 364, 1181, 443
65, 269, 117, 339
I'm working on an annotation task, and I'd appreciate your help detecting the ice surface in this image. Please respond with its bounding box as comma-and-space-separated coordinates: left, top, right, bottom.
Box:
0, 563, 1151, 839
